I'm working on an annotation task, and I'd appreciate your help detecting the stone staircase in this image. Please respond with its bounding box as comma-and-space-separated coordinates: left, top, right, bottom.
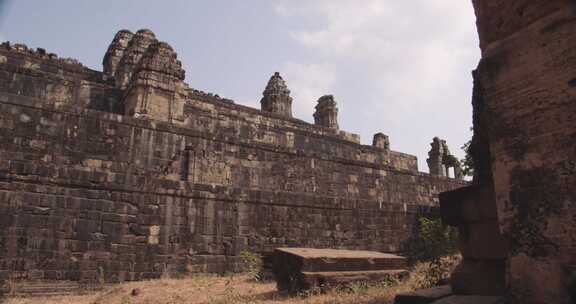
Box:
0, 281, 101, 297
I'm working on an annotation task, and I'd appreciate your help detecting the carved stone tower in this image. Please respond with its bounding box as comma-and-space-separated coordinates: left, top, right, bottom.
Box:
122, 41, 186, 123
115, 29, 157, 89
372, 133, 390, 151
313, 95, 339, 130
102, 30, 134, 80
260, 72, 293, 118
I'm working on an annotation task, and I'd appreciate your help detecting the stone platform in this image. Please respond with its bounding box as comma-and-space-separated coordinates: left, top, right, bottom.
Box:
272, 248, 408, 293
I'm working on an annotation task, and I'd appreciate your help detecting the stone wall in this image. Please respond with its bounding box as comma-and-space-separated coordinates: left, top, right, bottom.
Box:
440, 1, 576, 303
0, 30, 465, 283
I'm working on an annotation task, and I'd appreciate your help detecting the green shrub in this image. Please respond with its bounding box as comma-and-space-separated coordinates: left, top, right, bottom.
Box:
239, 251, 263, 281
417, 217, 458, 261
412, 255, 461, 289
410, 216, 460, 287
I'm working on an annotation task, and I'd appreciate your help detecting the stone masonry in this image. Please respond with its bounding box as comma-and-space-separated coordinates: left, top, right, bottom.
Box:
435, 1, 576, 303
0, 29, 465, 284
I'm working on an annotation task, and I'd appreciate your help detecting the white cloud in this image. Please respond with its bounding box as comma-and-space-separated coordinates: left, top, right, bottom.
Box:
280, 62, 336, 122
273, 0, 480, 171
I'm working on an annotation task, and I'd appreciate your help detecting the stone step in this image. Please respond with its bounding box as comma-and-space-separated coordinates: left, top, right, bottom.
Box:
394, 285, 453, 304
1, 281, 101, 297
302, 269, 409, 290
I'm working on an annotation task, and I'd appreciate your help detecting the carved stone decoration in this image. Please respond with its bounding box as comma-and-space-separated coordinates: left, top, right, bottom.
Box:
115, 29, 157, 89
372, 133, 390, 151
102, 30, 134, 80
123, 41, 186, 123
260, 72, 293, 118
313, 95, 339, 130
427, 137, 462, 179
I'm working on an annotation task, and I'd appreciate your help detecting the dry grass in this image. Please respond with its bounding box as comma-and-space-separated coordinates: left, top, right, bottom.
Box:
2, 256, 460, 304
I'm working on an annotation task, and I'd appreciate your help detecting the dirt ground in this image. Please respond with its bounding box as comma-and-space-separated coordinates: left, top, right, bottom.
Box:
1, 274, 407, 304
1, 256, 459, 304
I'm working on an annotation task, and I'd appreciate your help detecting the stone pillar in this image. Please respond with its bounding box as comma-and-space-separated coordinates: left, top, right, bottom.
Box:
313, 95, 339, 130
115, 29, 157, 89
102, 30, 134, 80
372, 133, 390, 151
462, 1, 576, 302
260, 72, 293, 118
427, 137, 446, 177
122, 41, 186, 123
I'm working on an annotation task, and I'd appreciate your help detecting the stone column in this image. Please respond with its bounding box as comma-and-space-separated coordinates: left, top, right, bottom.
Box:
427, 137, 446, 177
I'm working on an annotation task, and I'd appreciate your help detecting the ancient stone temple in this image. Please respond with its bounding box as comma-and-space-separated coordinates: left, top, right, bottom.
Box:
0, 29, 464, 283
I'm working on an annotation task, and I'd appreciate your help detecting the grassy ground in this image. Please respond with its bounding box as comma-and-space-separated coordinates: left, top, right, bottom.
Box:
2, 256, 460, 304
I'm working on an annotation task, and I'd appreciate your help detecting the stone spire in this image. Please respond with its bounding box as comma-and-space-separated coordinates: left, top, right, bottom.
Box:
260, 72, 293, 118
313, 95, 339, 130
123, 41, 186, 123
102, 29, 134, 80
115, 29, 157, 89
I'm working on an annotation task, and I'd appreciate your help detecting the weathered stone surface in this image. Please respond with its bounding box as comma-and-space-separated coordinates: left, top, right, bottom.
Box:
302, 269, 408, 290
0, 29, 466, 284
313, 95, 339, 130
435, 1, 576, 303
427, 138, 462, 179
123, 40, 187, 122
394, 285, 452, 304
273, 248, 407, 293
103, 30, 134, 80
115, 29, 157, 89
260, 72, 293, 118
373, 133, 390, 151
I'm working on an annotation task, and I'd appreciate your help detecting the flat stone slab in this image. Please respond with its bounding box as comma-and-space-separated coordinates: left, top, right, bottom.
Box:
432, 295, 502, 304
394, 285, 453, 304
277, 248, 405, 259
275, 248, 407, 272
273, 248, 408, 293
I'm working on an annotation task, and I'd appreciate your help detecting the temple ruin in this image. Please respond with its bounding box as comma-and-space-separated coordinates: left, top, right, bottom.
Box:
0, 29, 465, 284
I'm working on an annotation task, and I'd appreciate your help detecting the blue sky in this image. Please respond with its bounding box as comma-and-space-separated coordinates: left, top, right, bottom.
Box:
0, 0, 480, 172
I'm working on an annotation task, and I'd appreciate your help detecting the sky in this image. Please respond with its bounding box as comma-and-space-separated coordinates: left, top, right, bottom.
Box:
0, 0, 480, 173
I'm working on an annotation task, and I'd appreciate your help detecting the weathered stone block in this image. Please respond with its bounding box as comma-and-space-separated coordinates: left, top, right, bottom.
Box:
273, 248, 407, 293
